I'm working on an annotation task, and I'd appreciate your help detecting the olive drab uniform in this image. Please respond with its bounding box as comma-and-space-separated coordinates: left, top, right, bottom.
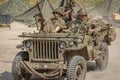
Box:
76, 9, 102, 43
44, 7, 66, 33
79, 18, 101, 46
76, 8, 102, 56
87, 19, 102, 44
80, 19, 102, 40
63, 3, 75, 22
44, 17, 66, 33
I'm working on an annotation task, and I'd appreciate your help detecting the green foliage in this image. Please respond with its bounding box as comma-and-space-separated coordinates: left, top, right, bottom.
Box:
27, 0, 58, 6
0, 0, 105, 7
49, 0, 57, 3
77, 0, 105, 7
26, 0, 40, 5
0, 0, 7, 5
29, 0, 104, 7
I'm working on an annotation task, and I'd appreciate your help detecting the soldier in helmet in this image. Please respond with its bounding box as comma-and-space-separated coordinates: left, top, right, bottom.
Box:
44, 7, 66, 33
64, 3, 75, 22
76, 8, 101, 35
76, 8, 102, 55
76, 8, 88, 21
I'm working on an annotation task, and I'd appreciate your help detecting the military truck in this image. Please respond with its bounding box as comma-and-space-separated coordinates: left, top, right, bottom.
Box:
12, 19, 116, 80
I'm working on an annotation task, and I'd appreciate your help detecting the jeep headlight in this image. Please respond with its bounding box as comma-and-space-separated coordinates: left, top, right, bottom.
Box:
25, 41, 31, 48
59, 42, 67, 49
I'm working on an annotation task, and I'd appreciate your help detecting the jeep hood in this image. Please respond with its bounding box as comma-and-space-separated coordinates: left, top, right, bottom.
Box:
18, 32, 90, 50
18, 32, 85, 39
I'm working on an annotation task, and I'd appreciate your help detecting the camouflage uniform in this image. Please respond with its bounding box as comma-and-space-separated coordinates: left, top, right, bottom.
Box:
76, 9, 101, 36
77, 9, 102, 54
44, 7, 66, 33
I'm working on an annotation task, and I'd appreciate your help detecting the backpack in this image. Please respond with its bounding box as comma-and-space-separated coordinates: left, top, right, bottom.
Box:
108, 27, 117, 41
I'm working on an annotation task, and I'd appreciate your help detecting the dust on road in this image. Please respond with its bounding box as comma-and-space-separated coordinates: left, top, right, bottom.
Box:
0, 22, 36, 80
0, 22, 120, 80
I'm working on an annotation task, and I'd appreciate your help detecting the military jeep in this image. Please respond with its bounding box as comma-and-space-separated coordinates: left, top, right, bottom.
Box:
12, 20, 115, 80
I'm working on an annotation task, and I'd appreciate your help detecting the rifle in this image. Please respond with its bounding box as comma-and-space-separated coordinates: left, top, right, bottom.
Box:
35, 2, 45, 32
65, 0, 75, 21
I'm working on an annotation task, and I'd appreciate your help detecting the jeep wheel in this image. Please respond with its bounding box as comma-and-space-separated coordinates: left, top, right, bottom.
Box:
12, 51, 31, 80
67, 56, 87, 80
96, 43, 109, 71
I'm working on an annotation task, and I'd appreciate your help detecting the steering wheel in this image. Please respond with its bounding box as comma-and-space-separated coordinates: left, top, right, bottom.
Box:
69, 20, 86, 34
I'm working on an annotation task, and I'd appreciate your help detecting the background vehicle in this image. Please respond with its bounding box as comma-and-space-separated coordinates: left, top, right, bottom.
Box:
0, 14, 12, 29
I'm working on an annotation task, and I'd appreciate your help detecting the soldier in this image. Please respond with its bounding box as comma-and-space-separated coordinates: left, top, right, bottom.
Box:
44, 7, 66, 33
76, 8, 102, 54
64, 3, 75, 22
76, 8, 101, 35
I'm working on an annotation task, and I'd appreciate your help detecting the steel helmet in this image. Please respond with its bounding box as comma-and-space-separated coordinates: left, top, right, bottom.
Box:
77, 8, 88, 15
53, 7, 64, 16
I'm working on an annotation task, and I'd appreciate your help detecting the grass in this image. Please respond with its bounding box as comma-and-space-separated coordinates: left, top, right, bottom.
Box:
76, 0, 105, 7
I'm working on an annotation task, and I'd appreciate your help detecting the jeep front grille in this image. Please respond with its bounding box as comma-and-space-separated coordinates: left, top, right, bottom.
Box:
31, 40, 59, 61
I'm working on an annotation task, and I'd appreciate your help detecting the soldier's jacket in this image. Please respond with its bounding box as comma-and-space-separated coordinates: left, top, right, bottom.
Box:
79, 18, 102, 46
81, 18, 102, 35
44, 17, 66, 33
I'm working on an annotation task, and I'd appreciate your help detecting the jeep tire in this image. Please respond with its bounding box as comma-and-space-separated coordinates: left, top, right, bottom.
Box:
67, 56, 87, 80
12, 51, 31, 80
96, 42, 109, 71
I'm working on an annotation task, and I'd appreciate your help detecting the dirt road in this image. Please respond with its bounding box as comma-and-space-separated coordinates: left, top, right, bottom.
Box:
0, 22, 36, 80
0, 22, 120, 80
86, 28, 120, 80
